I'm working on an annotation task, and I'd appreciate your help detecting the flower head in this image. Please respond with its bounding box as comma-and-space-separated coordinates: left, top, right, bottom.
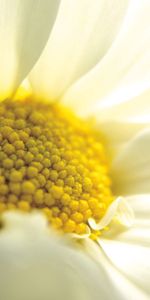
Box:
0, 1, 150, 299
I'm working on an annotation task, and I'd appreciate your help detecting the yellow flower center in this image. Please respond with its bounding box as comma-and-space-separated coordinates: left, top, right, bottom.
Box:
0, 98, 114, 239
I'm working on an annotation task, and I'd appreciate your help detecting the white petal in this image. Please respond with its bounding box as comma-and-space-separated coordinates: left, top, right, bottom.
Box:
111, 129, 150, 195
98, 195, 150, 296
0, 211, 149, 300
0, 0, 60, 100
85, 238, 149, 300
62, 0, 150, 117
0, 211, 126, 300
30, 0, 128, 100
103, 195, 150, 247
97, 119, 150, 159
94, 88, 150, 122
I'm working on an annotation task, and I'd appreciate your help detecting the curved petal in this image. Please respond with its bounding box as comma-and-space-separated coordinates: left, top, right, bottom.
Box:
111, 129, 150, 195
97, 119, 150, 159
102, 195, 150, 247
0, 211, 127, 300
85, 238, 149, 300
94, 91, 150, 160
30, 0, 129, 100
62, 0, 150, 117
89, 197, 134, 231
0, 0, 60, 101
94, 88, 150, 122
98, 195, 150, 297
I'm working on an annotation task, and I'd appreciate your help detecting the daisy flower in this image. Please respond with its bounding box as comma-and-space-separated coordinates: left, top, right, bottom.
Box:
0, 0, 150, 299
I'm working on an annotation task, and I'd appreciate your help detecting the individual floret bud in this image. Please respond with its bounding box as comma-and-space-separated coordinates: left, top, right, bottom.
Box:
19, 130, 29, 142
9, 183, 21, 195
27, 166, 38, 179
24, 152, 34, 164
34, 189, 44, 205
9, 170, 23, 182
14, 140, 25, 150
1, 126, 13, 138
51, 185, 63, 200
8, 132, 19, 143
3, 143, 15, 155
14, 119, 26, 129
2, 158, 14, 169
22, 181, 36, 194
29, 112, 45, 125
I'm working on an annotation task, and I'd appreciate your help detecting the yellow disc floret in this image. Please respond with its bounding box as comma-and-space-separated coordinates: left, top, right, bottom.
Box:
0, 98, 114, 238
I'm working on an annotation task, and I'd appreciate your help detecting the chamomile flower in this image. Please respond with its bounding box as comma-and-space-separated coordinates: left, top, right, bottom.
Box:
0, 1, 150, 299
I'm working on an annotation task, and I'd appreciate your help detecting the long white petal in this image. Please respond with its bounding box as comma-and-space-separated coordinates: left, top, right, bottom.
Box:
94, 89, 150, 122
85, 238, 149, 300
94, 91, 150, 161
111, 129, 150, 195
0, 211, 126, 300
96, 119, 150, 159
30, 0, 128, 100
98, 195, 150, 297
62, 0, 150, 117
0, 0, 60, 101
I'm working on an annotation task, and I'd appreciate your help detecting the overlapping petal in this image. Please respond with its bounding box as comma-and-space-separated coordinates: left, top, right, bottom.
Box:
0, 200, 149, 300
61, 0, 150, 117
0, 212, 125, 300
98, 195, 150, 297
30, 0, 128, 100
95, 119, 150, 159
94, 88, 150, 123
85, 238, 149, 300
111, 129, 150, 195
